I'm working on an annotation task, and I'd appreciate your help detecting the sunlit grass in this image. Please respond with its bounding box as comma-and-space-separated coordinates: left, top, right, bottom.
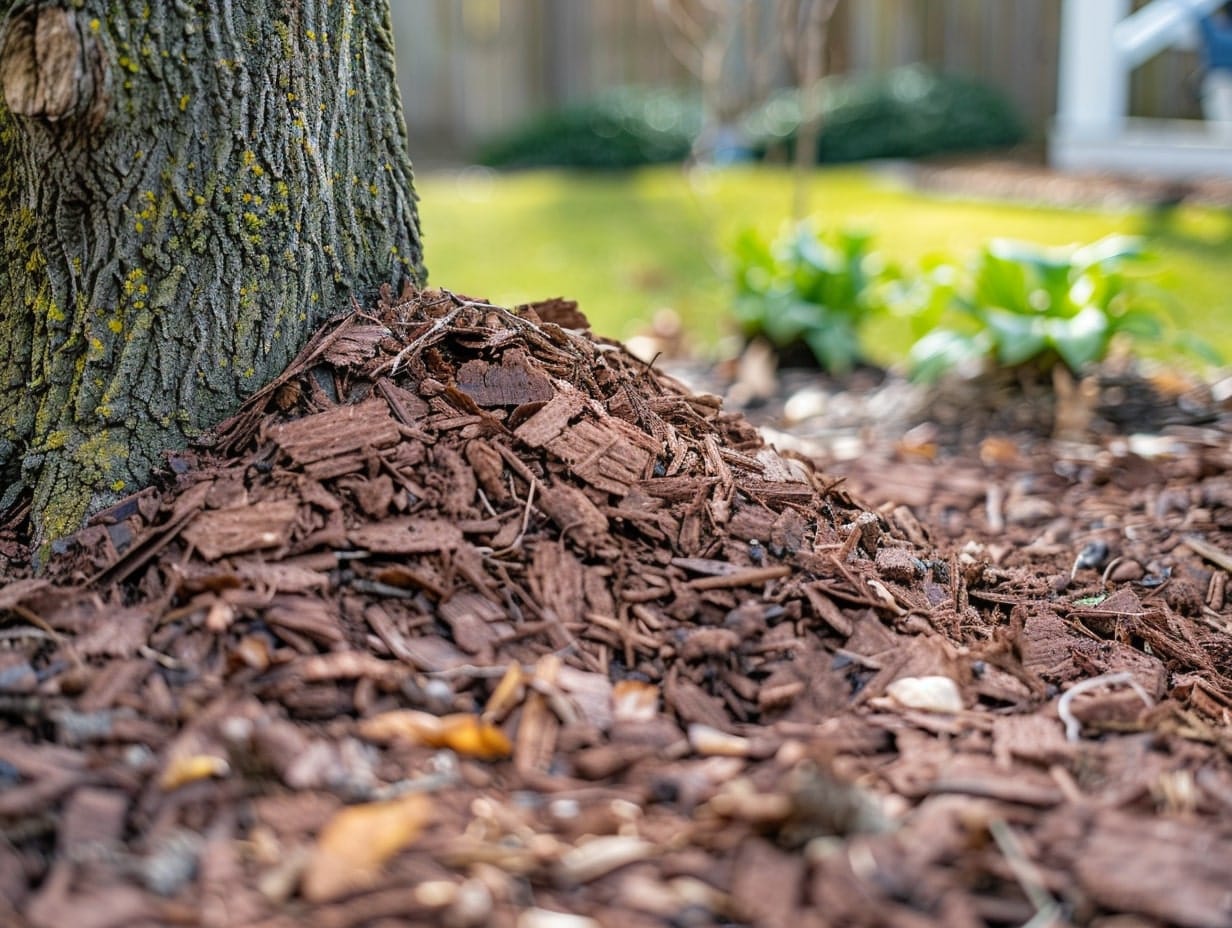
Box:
417, 165, 1232, 367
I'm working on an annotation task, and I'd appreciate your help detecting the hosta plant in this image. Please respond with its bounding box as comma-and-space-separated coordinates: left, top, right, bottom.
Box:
730, 222, 885, 374
906, 235, 1183, 380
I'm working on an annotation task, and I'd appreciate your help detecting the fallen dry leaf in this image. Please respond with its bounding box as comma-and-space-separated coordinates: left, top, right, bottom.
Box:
358, 709, 512, 760
688, 724, 751, 757
436, 713, 514, 759
301, 793, 433, 902
358, 709, 443, 744
611, 679, 659, 723
485, 662, 526, 721
158, 754, 230, 791
978, 435, 1021, 467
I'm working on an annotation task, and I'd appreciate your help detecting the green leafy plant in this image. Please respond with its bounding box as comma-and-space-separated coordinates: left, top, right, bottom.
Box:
904, 235, 1195, 380
731, 221, 885, 373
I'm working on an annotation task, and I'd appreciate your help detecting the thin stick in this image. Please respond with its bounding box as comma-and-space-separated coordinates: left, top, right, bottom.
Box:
688, 565, 791, 590
988, 818, 1062, 927
1057, 671, 1154, 742
491, 476, 537, 557
1182, 534, 1232, 573
382, 305, 463, 376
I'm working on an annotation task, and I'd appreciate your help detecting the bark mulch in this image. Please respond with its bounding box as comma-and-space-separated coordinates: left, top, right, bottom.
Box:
1, 287, 1231, 927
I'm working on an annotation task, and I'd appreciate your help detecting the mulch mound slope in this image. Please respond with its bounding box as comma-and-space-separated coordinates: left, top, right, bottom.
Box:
1, 287, 1231, 928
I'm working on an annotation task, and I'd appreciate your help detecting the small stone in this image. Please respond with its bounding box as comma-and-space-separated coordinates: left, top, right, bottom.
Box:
1075, 539, 1110, 570
886, 675, 964, 714
446, 877, 493, 928
1108, 559, 1145, 583
1005, 497, 1058, 527
414, 880, 458, 908
875, 546, 922, 582
517, 909, 601, 928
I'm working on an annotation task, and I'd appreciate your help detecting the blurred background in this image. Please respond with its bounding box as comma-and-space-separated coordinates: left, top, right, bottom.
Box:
388, 0, 1232, 375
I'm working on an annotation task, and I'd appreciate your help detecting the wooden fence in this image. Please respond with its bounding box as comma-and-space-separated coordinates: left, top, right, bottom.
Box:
390, 0, 1206, 161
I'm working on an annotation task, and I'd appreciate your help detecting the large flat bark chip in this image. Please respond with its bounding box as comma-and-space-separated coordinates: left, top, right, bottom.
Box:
456, 351, 554, 407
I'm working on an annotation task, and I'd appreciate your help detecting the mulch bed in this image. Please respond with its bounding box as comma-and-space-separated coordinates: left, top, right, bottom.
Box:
1, 287, 1231, 927
906, 157, 1232, 209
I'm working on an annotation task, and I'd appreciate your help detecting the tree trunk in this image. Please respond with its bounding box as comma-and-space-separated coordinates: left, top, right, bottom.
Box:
0, 0, 424, 547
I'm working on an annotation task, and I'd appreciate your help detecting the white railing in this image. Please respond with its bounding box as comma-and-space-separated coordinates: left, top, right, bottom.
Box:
1052, 0, 1232, 175
1113, 0, 1224, 67
1058, 0, 1225, 135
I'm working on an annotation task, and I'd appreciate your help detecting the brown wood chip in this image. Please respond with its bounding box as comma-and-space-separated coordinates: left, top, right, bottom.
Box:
348, 517, 464, 554
456, 351, 554, 407
269, 397, 401, 464
182, 500, 299, 560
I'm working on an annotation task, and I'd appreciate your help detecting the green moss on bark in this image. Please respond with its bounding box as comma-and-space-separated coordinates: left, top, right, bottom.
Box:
0, 0, 424, 547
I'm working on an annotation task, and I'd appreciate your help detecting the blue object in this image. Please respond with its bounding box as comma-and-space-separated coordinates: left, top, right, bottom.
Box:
1200, 12, 1232, 71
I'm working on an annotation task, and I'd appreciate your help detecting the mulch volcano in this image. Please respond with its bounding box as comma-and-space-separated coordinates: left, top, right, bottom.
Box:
1, 287, 1231, 927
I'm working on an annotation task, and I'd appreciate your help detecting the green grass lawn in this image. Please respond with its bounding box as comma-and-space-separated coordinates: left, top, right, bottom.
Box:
417, 165, 1232, 367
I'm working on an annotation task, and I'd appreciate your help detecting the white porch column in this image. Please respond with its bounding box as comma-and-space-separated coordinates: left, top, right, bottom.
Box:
1056, 0, 1132, 139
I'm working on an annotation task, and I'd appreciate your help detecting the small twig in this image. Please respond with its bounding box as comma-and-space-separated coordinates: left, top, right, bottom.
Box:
475, 487, 498, 518
1182, 534, 1232, 573
381, 304, 464, 376
1199, 607, 1231, 634
0, 627, 56, 643
425, 664, 521, 680
346, 579, 418, 600
832, 648, 883, 670
378, 288, 518, 375
6, 603, 63, 644
350, 292, 386, 327
988, 818, 1061, 927
491, 477, 537, 557
139, 645, 186, 671
688, 564, 791, 590
1057, 671, 1154, 742
652, 0, 706, 74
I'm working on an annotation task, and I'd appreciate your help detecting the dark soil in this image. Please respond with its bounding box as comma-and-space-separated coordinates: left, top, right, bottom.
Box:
1, 287, 1231, 928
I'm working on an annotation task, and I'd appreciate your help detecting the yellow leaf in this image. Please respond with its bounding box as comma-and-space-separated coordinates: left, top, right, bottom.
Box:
437, 714, 512, 760
358, 709, 442, 744
979, 436, 1020, 467
484, 662, 525, 721
301, 794, 432, 903
159, 754, 230, 791
358, 710, 511, 760
611, 680, 659, 723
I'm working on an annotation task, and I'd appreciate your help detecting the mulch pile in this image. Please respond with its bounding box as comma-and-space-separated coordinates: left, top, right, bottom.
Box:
1, 287, 1231, 927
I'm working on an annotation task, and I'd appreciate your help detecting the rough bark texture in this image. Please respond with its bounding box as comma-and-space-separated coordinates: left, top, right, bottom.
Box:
0, 0, 424, 545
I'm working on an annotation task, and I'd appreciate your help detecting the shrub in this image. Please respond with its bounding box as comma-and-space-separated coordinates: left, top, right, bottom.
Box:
477, 66, 1022, 170
475, 88, 701, 170
904, 235, 1182, 379
744, 64, 1026, 163
730, 221, 885, 374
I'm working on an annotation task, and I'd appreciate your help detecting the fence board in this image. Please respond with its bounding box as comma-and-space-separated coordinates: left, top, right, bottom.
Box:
392, 0, 1211, 159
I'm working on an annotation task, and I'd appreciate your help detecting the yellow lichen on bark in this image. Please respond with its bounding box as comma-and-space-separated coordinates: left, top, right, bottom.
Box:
0, 0, 424, 552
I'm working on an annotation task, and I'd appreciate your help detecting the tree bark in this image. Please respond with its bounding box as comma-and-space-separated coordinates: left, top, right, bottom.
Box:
0, 0, 424, 547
